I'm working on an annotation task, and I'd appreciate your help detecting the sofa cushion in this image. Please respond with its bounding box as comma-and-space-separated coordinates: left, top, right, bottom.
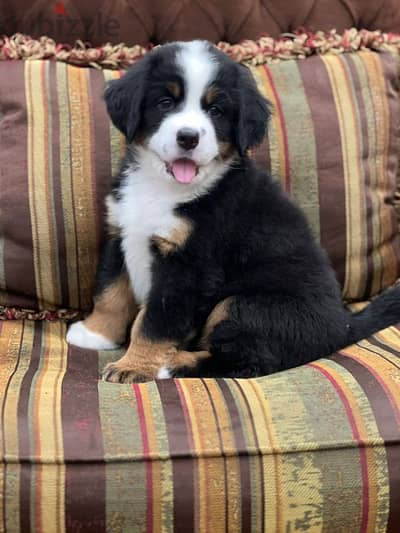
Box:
0, 318, 399, 531
1, 42, 400, 311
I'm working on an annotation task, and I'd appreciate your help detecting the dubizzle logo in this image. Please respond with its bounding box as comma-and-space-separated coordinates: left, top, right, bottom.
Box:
0, 2, 120, 38
54, 2, 67, 17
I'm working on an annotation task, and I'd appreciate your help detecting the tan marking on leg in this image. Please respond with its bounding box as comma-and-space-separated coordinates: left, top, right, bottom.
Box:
152, 218, 193, 256
102, 307, 177, 382
200, 297, 233, 349
169, 349, 211, 368
166, 81, 181, 99
84, 272, 138, 345
102, 307, 211, 383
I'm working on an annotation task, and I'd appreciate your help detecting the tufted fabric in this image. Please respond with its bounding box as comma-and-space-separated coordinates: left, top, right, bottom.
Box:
1, 0, 400, 46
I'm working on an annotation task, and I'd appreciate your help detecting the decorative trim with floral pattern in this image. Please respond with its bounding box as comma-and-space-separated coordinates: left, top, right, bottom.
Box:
1, 28, 400, 69
0, 306, 82, 321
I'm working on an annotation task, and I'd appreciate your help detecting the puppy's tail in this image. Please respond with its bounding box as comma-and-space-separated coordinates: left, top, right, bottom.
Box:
346, 285, 400, 345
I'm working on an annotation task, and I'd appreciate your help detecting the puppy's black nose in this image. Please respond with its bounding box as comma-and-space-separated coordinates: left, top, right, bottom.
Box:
177, 128, 199, 151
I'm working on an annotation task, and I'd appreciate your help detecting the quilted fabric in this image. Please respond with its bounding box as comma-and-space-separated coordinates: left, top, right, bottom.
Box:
0, 0, 400, 45
1, 49, 400, 311
0, 319, 399, 532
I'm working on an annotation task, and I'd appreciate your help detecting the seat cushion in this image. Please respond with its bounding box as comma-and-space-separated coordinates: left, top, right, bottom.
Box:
0, 319, 399, 531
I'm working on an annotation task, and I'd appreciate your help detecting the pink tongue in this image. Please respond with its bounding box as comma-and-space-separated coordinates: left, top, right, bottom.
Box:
171, 159, 197, 184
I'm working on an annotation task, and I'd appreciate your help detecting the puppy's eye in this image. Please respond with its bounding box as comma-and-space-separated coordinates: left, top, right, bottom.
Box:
207, 105, 223, 117
157, 97, 175, 111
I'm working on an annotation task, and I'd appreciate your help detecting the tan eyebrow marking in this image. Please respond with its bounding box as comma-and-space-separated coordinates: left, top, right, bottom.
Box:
205, 85, 218, 105
166, 81, 181, 99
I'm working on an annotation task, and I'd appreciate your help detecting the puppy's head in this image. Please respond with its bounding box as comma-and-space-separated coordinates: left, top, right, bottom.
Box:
105, 41, 270, 186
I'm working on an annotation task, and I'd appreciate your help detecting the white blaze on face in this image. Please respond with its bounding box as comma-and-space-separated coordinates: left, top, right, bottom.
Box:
148, 41, 219, 169
112, 42, 233, 305
176, 40, 216, 116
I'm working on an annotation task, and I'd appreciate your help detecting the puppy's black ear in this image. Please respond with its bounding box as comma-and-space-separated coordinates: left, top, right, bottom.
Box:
235, 65, 271, 156
104, 59, 149, 143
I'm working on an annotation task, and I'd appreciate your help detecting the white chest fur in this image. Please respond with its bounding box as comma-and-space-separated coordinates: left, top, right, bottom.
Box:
109, 169, 194, 304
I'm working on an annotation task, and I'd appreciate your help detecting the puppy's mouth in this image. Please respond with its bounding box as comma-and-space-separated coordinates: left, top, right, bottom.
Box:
166, 158, 198, 184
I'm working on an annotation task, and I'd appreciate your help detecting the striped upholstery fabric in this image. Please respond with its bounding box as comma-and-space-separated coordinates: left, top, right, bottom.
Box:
252, 51, 400, 300
0, 61, 124, 312
1, 50, 400, 311
0, 319, 399, 532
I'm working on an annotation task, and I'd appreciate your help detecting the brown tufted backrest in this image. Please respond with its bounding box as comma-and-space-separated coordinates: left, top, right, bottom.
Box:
1, 0, 400, 46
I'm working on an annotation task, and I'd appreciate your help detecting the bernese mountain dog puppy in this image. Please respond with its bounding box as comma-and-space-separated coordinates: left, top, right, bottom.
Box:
67, 40, 400, 382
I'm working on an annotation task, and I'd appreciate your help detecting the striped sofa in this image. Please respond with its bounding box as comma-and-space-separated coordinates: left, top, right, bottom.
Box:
0, 321, 399, 531
1, 1, 400, 531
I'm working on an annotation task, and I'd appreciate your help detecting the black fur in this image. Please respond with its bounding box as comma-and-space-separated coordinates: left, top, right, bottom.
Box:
99, 42, 400, 379
142, 157, 400, 379
105, 44, 186, 143
235, 64, 270, 155
94, 236, 125, 297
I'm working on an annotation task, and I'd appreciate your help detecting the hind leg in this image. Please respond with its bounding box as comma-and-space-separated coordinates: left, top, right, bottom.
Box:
173, 296, 264, 378
177, 293, 348, 378
176, 301, 272, 378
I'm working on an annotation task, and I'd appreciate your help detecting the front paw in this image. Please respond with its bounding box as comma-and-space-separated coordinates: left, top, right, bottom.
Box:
101, 361, 151, 383
67, 321, 119, 350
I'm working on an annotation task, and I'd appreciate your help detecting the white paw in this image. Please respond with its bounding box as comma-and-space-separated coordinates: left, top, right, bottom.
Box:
66, 321, 119, 350
156, 366, 172, 379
